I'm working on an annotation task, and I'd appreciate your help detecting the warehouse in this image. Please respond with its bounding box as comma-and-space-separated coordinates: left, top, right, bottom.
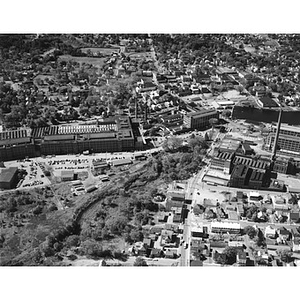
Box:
0, 167, 19, 190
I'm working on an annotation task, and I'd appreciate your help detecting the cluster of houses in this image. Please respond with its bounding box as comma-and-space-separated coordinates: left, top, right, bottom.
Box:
189, 220, 300, 266
128, 223, 182, 259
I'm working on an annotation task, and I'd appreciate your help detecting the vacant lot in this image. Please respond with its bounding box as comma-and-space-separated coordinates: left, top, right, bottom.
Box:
58, 55, 107, 68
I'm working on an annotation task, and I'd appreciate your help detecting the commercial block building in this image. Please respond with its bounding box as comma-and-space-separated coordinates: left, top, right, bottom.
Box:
211, 221, 241, 234
183, 108, 219, 130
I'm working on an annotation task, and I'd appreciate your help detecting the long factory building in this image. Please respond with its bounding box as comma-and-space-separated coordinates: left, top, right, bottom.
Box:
0, 116, 145, 161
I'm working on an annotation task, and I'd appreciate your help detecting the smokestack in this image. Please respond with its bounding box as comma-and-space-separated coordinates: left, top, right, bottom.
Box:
272, 108, 282, 161
135, 97, 138, 120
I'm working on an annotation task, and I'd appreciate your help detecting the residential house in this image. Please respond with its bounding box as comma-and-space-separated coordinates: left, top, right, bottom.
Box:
164, 223, 179, 232
143, 238, 153, 249
191, 227, 208, 238
150, 248, 163, 258
290, 211, 300, 223
228, 211, 239, 222
264, 226, 277, 239
161, 229, 176, 246
173, 214, 182, 223
134, 242, 147, 256
165, 248, 178, 259
236, 191, 246, 201
209, 241, 228, 253
273, 196, 288, 211
277, 227, 291, 241
292, 239, 300, 253
150, 226, 163, 235
236, 204, 244, 218
157, 213, 168, 223
190, 239, 209, 257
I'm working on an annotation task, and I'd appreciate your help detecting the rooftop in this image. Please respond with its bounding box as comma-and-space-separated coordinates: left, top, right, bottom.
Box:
232, 164, 250, 179
186, 108, 218, 119
211, 221, 241, 229
0, 167, 18, 183
259, 96, 278, 107
250, 169, 265, 182
0, 128, 31, 140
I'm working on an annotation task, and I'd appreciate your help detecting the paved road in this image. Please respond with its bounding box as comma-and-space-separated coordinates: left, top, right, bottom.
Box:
179, 169, 208, 266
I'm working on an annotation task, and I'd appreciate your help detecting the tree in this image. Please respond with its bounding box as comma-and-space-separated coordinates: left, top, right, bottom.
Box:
216, 246, 239, 265
162, 137, 182, 152
130, 229, 144, 242
243, 226, 257, 239
134, 256, 148, 266
278, 249, 293, 263
81, 239, 103, 257
256, 229, 266, 248
209, 118, 218, 128
65, 235, 80, 248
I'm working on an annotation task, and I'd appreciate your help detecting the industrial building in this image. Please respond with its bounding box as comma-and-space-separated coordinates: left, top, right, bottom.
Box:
229, 164, 252, 188
233, 155, 271, 171
0, 117, 145, 162
217, 138, 241, 153
60, 170, 75, 181
265, 123, 300, 157
273, 156, 293, 174
210, 152, 234, 174
0, 128, 36, 161
0, 167, 19, 190
257, 96, 279, 108
183, 108, 219, 130
248, 169, 266, 190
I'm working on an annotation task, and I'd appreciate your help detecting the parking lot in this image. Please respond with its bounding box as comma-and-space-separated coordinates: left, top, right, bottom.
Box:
4, 159, 51, 190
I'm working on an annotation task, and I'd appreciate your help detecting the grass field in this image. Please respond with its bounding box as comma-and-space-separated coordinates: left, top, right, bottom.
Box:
80, 47, 119, 56
126, 51, 153, 60
58, 55, 107, 68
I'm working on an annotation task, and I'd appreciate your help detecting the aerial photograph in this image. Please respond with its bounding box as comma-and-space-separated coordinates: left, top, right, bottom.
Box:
2, 33, 300, 267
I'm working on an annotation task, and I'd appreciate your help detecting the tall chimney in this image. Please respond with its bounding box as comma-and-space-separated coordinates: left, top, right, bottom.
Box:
272, 108, 282, 161
135, 97, 138, 120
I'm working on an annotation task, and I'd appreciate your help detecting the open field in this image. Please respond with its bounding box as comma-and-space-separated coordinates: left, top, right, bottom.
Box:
58, 55, 107, 68
126, 51, 153, 60
80, 47, 119, 55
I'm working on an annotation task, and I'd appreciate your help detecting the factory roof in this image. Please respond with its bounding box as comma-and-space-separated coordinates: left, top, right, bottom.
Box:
234, 155, 269, 170
250, 169, 265, 182
216, 151, 234, 160
0, 128, 30, 140
232, 164, 249, 178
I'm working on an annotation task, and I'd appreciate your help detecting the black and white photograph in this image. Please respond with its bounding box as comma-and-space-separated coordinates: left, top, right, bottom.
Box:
0, 1, 299, 300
